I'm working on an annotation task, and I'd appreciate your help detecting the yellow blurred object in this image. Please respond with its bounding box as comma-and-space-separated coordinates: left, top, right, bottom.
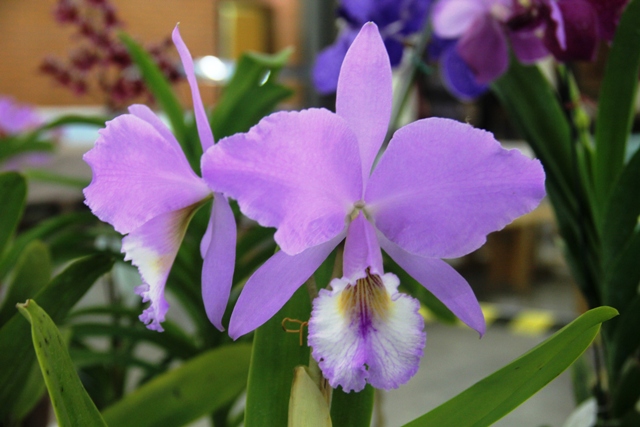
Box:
218, 1, 273, 58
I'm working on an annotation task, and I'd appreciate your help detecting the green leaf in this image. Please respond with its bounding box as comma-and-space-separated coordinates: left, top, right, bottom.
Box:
11, 361, 46, 422
612, 358, 640, 418
0, 240, 51, 327
594, 0, 640, 203
22, 169, 89, 189
610, 295, 640, 375
0, 136, 55, 164
102, 344, 251, 427
402, 306, 618, 427
18, 300, 108, 427
0, 254, 114, 419
210, 49, 294, 139
244, 284, 312, 427
0, 172, 26, 256
119, 32, 193, 164
330, 385, 374, 427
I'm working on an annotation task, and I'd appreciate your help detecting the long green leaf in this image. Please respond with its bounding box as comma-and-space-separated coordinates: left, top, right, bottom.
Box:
244, 285, 312, 427
610, 295, 640, 375
102, 344, 251, 427
402, 306, 618, 427
594, 0, 640, 204
0, 172, 26, 256
330, 385, 374, 427
210, 49, 294, 139
0, 240, 51, 327
18, 300, 108, 427
0, 254, 114, 419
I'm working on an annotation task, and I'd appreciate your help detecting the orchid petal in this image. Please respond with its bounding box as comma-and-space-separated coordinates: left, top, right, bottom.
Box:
172, 26, 214, 151
202, 109, 362, 255
201, 194, 237, 331
378, 232, 485, 336
440, 43, 489, 100
228, 232, 345, 339
83, 108, 210, 235
343, 212, 383, 280
509, 30, 549, 64
457, 14, 508, 84
336, 22, 392, 181
308, 272, 425, 391
544, 0, 598, 61
123, 202, 203, 331
366, 117, 545, 259
432, 0, 487, 39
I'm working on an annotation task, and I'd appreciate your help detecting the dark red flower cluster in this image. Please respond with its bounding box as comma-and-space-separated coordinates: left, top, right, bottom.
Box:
41, 0, 182, 110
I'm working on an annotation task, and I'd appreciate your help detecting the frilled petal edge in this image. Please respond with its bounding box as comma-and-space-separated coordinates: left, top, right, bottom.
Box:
308, 272, 425, 391
123, 201, 204, 331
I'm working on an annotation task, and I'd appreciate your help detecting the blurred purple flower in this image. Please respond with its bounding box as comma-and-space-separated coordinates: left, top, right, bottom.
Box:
0, 97, 42, 137
203, 23, 545, 390
313, 0, 433, 94
83, 27, 236, 332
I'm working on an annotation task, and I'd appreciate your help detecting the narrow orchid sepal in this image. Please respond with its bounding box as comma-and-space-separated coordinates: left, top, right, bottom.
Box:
172, 26, 214, 151
201, 194, 237, 331
228, 232, 345, 339
343, 212, 383, 280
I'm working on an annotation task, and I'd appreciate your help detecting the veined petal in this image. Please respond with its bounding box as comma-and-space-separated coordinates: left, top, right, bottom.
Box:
378, 232, 485, 336
123, 202, 204, 331
366, 117, 545, 259
83, 108, 210, 235
343, 212, 383, 281
336, 22, 392, 181
201, 194, 237, 331
202, 109, 362, 255
228, 232, 345, 339
172, 26, 214, 151
432, 0, 487, 38
308, 271, 426, 392
457, 14, 508, 83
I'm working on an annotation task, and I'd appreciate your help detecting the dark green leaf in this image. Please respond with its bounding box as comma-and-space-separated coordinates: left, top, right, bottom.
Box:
0, 240, 51, 327
0, 254, 114, 419
0, 137, 55, 164
402, 306, 618, 427
330, 385, 374, 427
610, 295, 640, 375
594, 0, 640, 203
210, 49, 294, 139
244, 284, 312, 426
0, 172, 26, 256
612, 358, 640, 418
18, 300, 108, 427
102, 344, 251, 427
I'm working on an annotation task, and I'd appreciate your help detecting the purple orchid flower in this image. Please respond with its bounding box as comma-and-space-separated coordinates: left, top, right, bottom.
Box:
203, 23, 545, 391
432, 0, 549, 85
313, 0, 432, 94
83, 26, 236, 332
0, 97, 43, 137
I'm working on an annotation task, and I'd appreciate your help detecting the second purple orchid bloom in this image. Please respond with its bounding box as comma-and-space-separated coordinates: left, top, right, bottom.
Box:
202, 23, 545, 391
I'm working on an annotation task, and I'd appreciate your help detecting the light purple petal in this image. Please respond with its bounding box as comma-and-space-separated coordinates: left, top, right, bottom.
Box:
83, 109, 211, 235
336, 22, 392, 181
366, 117, 545, 259
228, 232, 345, 339
308, 271, 425, 391
509, 29, 549, 64
377, 232, 485, 336
172, 26, 214, 151
343, 212, 383, 280
432, 0, 487, 38
202, 109, 362, 255
201, 194, 237, 331
123, 202, 203, 331
457, 14, 508, 84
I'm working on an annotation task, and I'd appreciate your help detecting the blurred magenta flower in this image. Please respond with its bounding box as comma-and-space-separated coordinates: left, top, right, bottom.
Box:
313, 0, 432, 94
203, 23, 545, 390
0, 97, 43, 137
83, 26, 236, 332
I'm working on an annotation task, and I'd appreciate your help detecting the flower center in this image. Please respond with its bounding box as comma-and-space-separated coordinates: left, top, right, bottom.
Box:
349, 200, 367, 221
337, 269, 392, 330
